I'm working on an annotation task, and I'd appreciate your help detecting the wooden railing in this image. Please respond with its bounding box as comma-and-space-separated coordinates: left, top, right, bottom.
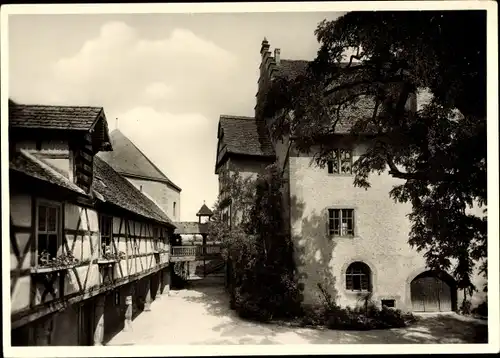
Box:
170, 245, 221, 260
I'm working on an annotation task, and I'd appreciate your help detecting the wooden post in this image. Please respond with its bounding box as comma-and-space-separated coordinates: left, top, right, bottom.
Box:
35, 316, 53, 345
144, 278, 152, 311
93, 295, 105, 346
155, 271, 162, 299
162, 267, 171, 296
123, 285, 133, 332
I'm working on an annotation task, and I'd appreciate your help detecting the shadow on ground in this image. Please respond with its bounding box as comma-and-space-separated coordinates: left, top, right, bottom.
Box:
180, 281, 488, 345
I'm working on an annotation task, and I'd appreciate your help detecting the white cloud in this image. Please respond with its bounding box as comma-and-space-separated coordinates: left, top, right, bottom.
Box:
143, 82, 174, 102
110, 106, 219, 221
48, 21, 238, 112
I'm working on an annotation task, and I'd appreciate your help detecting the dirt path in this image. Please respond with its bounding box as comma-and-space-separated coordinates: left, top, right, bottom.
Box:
106, 278, 488, 345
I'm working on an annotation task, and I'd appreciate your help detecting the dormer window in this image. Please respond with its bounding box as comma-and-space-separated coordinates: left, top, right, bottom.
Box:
327, 148, 353, 174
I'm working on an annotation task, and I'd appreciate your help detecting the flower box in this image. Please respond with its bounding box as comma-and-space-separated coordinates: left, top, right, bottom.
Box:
31, 264, 77, 274
97, 259, 119, 265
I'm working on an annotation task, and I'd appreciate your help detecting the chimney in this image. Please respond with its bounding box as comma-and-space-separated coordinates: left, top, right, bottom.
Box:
274, 48, 281, 65
260, 37, 270, 58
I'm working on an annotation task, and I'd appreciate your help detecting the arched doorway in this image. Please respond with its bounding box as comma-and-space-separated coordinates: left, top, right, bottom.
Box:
410, 271, 456, 312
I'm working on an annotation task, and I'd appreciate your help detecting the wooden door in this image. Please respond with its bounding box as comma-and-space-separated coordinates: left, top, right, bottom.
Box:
411, 275, 452, 312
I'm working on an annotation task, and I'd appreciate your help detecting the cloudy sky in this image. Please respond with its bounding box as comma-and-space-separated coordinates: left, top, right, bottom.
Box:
8, 11, 343, 221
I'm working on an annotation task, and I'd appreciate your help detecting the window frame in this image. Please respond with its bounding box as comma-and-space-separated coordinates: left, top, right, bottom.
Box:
327, 148, 353, 175
327, 208, 356, 237
99, 214, 114, 256
345, 262, 372, 292
35, 199, 63, 266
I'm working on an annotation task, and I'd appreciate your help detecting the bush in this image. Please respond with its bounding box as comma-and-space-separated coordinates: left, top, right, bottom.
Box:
472, 301, 488, 317
300, 284, 416, 330
210, 164, 302, 323
459, 300, 472, 315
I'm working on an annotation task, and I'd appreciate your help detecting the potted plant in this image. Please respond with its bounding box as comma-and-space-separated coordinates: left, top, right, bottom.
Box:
98, 245, 126, 264
31, 250, 79, 274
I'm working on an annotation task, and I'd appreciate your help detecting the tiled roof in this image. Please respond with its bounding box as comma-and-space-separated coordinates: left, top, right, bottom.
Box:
174, 221, 208, 235
9, 150, 86, 195
9, 102, 103, 130
9, 150, 174, 226
275, 59, 310, 79
217, 115, 275, 167
98, 130, 181, 192
196, 203, 214, 216
274, 60, 376, 134
93, 156, 175, 226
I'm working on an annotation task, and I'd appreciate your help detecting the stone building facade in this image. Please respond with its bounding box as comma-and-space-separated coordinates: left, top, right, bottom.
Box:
98, 129, 182, 222
214, 39, 487, 313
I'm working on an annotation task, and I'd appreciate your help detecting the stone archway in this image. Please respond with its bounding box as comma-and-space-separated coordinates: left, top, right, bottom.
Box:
410, 270, 457, 312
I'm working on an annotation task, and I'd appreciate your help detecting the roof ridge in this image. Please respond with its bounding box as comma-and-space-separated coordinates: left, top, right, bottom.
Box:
220, 114, 255, 120
11, 102, 104, 109
109, 129, 181, 190
93, 155, 174, 226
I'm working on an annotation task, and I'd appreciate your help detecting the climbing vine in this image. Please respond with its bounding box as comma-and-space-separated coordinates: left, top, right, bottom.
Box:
208, 164, 301, 321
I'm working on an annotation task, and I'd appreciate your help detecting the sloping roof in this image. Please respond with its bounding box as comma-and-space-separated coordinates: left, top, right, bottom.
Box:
274, 60, 376, 134
10, 150, 86, 195
93, 156, 174, 226
9, 102, 104, 131
196, 203, 214, 216
98, 129, 181, 192
275, 59, 310, 79
174, 222, 208, 235
217, 115, 275, 168
9, 151, 174, 226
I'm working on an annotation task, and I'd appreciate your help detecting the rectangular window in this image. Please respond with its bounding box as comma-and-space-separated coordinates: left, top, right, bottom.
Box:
381, 299, 395, 308
100, 215, 113, 255
327, 148, 353, 174
37, 202, 60, 264
173, 202, 176, 217
328, 209, 354, 237
153, 227, 160, 250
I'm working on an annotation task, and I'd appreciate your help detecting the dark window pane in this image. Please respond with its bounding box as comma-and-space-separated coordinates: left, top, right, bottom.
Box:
327, 161, 334, 174
346, 275, 353, 290
334, 210, 340, 219
353, 275, 361, 290
47, 207, 57, 232
47, 234, 58, 259
340, 149, 352, 174
38, 206, 47, 231
333, 218, 340, 234
38, 234, 48, 258
361, 275, 369, 290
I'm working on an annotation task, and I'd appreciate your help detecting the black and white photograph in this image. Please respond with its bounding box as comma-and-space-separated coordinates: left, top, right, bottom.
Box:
1, 1, 498, 356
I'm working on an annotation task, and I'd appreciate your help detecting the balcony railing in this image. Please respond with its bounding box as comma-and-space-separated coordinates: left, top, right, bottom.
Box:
170, 245, 222, 261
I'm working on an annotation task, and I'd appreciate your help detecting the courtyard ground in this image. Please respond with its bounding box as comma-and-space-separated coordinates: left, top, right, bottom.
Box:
106, 277, 488, 345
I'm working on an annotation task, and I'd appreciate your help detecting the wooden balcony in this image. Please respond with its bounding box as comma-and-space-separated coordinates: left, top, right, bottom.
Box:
169, 245, 222, 262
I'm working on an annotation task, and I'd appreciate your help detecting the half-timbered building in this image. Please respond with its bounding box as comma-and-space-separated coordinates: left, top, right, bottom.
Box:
9, 100, 176, 346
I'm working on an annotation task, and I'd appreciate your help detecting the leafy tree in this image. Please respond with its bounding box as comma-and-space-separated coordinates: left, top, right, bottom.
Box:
263, 11, 487, 293
208, 164, 301, 320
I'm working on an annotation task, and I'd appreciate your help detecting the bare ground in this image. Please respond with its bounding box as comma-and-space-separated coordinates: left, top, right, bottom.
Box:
106, 277, 488, 345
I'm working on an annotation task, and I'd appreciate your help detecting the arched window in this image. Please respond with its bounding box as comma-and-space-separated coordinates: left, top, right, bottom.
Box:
346, 262, 371, 291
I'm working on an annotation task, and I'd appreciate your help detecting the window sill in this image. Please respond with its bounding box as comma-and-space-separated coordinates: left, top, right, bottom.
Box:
327, 173, 354, 177
97, 258, 119, 265
30, 264, 77, 274
345, 290, 372, 295
329, 235, 358, 239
